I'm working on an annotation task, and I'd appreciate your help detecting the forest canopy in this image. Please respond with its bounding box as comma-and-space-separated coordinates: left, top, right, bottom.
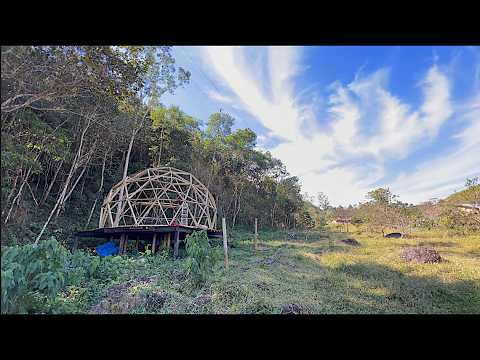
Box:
1, 46, 307, 246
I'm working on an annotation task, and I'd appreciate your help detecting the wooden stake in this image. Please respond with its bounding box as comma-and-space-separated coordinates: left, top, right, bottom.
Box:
173, 230, 180, 258
222, 217, 228, 269
72, 235, 79, 252
152, 233, 157, 254
166, 233, 171, 248
119, 234, 125, 255
254, 218, 258, 250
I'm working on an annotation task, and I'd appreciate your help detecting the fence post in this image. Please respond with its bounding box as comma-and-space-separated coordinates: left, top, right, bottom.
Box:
152, 233, 157, 254
222, 217, 228, 269
254, 218, 258, 250
173, 230, 180, 258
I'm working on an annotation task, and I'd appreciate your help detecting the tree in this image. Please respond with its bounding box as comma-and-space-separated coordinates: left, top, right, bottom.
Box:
364, 188, 398, 234
317, 192, 330, 211
205, 112, 235, 139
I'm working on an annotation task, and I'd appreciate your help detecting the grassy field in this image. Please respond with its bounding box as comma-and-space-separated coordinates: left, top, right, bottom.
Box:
71, 227, 480, 314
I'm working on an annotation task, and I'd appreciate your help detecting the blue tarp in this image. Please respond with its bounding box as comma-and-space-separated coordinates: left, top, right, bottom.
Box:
95, 241, 119, 257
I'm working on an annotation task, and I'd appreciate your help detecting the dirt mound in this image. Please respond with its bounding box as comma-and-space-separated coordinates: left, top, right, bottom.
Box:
144, 291, 169, 311
190, 293, 212, 308
89, 276, 159, 314
89, 284, 143, 314
340, 238, 361, 246
401, 246, 442, 264
281, 303, 302, 314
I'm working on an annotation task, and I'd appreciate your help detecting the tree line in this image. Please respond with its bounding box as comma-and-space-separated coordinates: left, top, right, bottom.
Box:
1, 46, 307, 246
317, 180, 480, 236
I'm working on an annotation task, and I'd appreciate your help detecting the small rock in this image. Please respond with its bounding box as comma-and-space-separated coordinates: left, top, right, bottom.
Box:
340, 238, 361, 246
281, 303, 302, 314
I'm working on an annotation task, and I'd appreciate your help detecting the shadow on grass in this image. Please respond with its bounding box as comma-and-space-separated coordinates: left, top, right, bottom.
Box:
417, 241, 458, 248
326, 262, 480, 314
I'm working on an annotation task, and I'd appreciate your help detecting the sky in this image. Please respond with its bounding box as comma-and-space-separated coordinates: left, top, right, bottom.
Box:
161, 46, 480, 207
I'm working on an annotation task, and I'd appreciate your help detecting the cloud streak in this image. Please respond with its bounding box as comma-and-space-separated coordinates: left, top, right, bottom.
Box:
200, 46, 480, 206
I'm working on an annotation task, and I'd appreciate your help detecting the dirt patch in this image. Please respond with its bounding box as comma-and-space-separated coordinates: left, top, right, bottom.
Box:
190, 293, 212, 308
340, 238, 361, 247
144, 291, 169, 312
280, 303, 302, 314
89, 276, 159, 314
252, 250, 283, 267
401, 246, 442, 264
255, 282, 270, 291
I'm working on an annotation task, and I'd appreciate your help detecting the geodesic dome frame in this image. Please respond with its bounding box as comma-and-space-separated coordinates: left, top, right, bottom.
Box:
99, 167, 217, 230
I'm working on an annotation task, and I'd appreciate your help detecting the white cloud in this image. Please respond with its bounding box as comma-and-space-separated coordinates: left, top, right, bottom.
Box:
199, 46, 479, 206
207, 89, 234, 104
389, 94, 480, 203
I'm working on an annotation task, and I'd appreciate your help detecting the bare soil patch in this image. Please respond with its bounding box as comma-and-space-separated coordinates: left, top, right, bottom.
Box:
89, 275, 158, 314
401, 246, 442, 264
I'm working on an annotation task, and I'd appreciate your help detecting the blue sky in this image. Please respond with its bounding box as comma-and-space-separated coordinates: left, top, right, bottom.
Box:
161, 46, 480, 206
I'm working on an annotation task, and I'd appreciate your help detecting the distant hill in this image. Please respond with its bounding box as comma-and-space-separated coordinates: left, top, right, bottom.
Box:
443, 184, 480, 205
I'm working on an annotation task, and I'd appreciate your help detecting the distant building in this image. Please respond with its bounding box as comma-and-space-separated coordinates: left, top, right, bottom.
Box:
455, 203, 480, 215
331, 218, 351, 224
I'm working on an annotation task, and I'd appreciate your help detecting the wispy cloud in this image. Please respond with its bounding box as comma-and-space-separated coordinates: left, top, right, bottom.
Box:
200, 46, 479, 206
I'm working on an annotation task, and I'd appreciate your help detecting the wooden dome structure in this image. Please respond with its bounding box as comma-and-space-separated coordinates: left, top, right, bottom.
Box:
99, 167, 217, 230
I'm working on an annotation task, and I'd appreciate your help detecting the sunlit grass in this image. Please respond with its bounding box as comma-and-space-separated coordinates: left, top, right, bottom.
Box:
85, 228, 479, 314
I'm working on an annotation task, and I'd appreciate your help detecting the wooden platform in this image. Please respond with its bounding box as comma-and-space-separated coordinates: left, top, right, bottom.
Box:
74, 225, 222, 257
75, 225, 222, 240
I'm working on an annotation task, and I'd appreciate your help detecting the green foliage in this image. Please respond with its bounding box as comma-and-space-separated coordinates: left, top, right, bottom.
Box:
1, 237, 127, 314
184, 230, 221, 286
439, 207, 480, 235
1, 237, 68, 313
367, 187, 397, 205
206, 112, 235, 139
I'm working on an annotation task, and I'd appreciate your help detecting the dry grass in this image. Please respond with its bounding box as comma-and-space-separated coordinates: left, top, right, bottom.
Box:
91, 228, 480, 314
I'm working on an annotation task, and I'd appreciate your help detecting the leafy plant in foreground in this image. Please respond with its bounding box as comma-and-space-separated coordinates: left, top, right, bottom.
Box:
184, 230, 220, 286
1, 237, 68, 313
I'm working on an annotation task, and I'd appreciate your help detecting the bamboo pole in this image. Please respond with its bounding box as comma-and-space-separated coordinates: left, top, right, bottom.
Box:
173, 230, 180, 258
166, 233, 171, 248
152, 233, 157, 254
254, 218, 258, 250
119, 234, 125, 255
222, 217, 228, 269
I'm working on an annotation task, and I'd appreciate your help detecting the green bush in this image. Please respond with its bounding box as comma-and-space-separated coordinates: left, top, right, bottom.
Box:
1, 237, 69, 313
1, 238, 126, 313
184, 230, 221, 286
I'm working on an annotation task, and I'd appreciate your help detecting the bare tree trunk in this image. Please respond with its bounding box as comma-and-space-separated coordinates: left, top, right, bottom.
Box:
79, 170, 87, 198
85, 151, 107, 229
26, 181, 39, 207
114, 110, 148, 226
36, 112, 95, 243
53, 130, 94, 218
57, 162, 90, 216
3, 166, 34, 224
40, 160, 63, 206
157, 126, 165, 166
2, 171, 20, 217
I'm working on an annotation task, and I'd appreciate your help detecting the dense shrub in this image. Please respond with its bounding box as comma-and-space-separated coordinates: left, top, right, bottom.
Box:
184, 230, 221, 286
1, 238, 68, 313
1, 237, 125, 313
